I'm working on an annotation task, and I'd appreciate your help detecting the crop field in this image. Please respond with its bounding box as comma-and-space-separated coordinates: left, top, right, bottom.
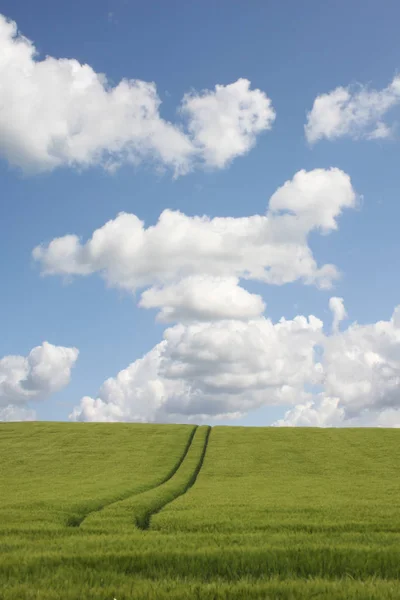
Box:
0, 423, 400, 599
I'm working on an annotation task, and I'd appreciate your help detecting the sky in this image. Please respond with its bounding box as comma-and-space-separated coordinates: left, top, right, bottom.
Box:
2, 0, 400, 427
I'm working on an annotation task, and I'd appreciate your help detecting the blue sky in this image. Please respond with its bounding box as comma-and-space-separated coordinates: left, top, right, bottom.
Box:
2, 0, 400, 427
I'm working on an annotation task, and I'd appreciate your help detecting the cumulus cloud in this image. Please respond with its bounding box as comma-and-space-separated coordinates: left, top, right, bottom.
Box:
70, 342, 171, 423
275, 399, 400, 428
0, 405, 36, 422
273, 396, 344, 427
70, 300, 400, 427
329, 296, 347, 332
181, 79, 275, 168
33, 168, 357, 320
276, 305, 400, 427
0, 14, 274, 174
322, 307, 400, 418
268, 168, 356, 233
0, 342, 79, 421
305, 74, 400, 143
70, 315, 323, 423
139, 276, 266, 322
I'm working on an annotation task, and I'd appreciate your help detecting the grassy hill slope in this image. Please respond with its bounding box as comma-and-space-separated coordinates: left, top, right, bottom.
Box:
153, 426, 400, 533
1, 423, 400, 599
0, 422, 195, 530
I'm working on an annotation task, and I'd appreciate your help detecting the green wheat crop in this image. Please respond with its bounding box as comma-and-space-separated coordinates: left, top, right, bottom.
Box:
1, 423, 400, 599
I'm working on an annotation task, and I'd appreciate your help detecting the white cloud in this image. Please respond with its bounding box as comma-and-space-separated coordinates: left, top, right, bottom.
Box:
374, 409, 400, 427
70, 315, 323, 423
273, 396, 344, 427
0, 14, 274, 174
329, 296, 347, 332
322, 307, 400, 419
139, 276, 266, 322
276, 305, 400, 427
181, 78, 276, 168
70, 342, 171, 423
0, 342, 79, 420
33, 169, 357, 310
0, 405, 36, 422
268, 168, 356, 233
305, 74, 400, 143
70, 301, 400, 427
275, 399, 400, 428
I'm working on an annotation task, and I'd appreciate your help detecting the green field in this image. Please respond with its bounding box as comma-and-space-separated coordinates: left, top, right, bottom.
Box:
1, 423, 400, 599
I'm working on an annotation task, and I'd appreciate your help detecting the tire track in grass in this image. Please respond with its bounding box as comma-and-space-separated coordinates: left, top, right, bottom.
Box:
135, 425, 211, 530
67, 425, 198, 528
80, 425, 211, 531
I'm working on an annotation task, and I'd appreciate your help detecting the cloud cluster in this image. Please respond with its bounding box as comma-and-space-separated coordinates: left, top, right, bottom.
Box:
0, 405, 36, 422
36, 166, 389, 426
0, 14, 274, 175
275, 304, 400, 427
70, 315, 323, 423
33, 168, 357, 320
0, 342, 79, 421
305, 74, 400, 143
70, 300, 400, 427
5, 11, 397, 428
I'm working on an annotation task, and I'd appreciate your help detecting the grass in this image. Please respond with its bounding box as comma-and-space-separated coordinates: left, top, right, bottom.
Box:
81, 424, 210, 530
0, 421, 195, 530
153, 427, 400, 533
0, 423, 400, 598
